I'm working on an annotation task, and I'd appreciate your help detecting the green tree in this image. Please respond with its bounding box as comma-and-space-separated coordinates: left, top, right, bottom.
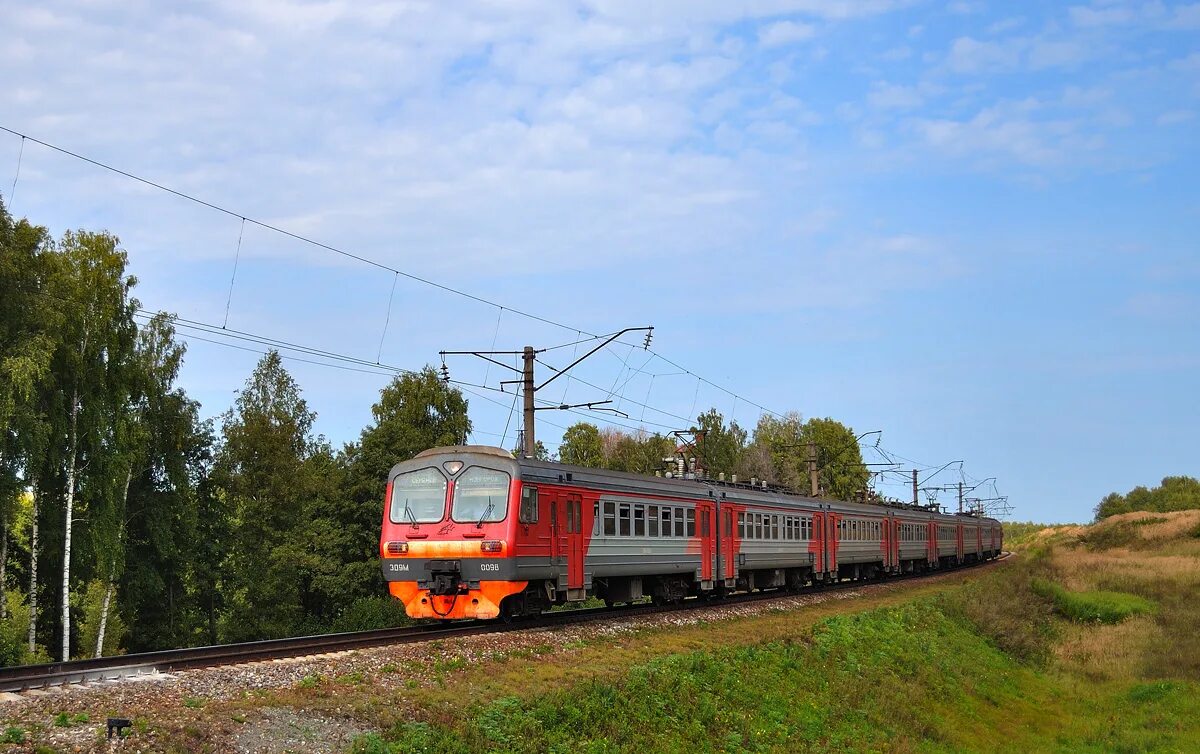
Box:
32, 229, 138, 661
692, 409, 747, 477
0, 198, 57, 646
333, 368, 471, 626
742, 412, 805, 486
559, 423, 604, 467
214, 351, 316, 640
798, 418, 870, 501
599, 429, 675, 474
512, 440, 550, 461
1095, 476, 1200, 520
116, 315, 216, 652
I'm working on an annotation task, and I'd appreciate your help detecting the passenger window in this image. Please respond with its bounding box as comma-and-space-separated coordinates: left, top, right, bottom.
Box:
773, 516, 780, 540
619, 503, 631, 537
755, 515, 763, 540
648, 505, 659, 537
686, 509, 696, 538
675, 508, 685, 537
662, 508, 673, 537
603, 501, 616, 537
594, 502, 600, 536
738, 512, 745, 539
634, 505, 646, 537
519, 485, 539, 524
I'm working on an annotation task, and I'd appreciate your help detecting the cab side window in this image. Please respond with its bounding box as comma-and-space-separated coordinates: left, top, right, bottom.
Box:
519, 485, 539, 524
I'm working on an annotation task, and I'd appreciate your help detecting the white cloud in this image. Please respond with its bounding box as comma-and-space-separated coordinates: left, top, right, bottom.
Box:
867, 82, 926, 109
987, 17, 1025, 34
1121, 292, 1199, 319
758, 20, 818, 48
1170, 52, 1200, 72
949, 1, 986, 14
912, 100, 1104, 167
1027, 39, 1092, 69
1157, 109, 1195, 125
946, 36, 1021, 73
1069, 4, 1134, 27
1168, 3, 1200, 29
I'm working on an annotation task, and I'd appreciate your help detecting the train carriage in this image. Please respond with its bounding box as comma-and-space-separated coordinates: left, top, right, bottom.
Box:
380, 446, 1003, 620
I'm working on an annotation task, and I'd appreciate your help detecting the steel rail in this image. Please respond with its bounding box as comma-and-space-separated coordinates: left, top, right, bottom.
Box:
0, 554, 1007, 694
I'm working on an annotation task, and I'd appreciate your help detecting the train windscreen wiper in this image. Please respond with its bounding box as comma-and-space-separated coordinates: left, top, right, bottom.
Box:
476, 497, 495, 529
403, 500, 419, 528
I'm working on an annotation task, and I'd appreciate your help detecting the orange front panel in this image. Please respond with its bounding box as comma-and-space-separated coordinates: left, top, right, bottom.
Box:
389, 580, 528, 620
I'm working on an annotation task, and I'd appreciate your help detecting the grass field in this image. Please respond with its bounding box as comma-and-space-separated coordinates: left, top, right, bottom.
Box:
347, 511, 1200, 753
8, 511, 1197, 752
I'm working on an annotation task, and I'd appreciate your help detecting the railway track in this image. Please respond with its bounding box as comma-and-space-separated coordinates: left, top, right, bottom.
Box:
0, 554, 1007, 695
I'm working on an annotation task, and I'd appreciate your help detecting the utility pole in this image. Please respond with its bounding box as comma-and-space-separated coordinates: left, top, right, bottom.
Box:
912, 469, 918, 505
522, 346, 536, 458
441, 326, 653, 458
808, 442, 819, 497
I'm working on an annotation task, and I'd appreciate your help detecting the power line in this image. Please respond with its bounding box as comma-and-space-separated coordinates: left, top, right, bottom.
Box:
0, 124, 782, 420
20, 283, 679, 446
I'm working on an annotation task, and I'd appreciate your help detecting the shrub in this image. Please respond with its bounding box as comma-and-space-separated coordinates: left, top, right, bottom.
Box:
0, 590, 52, 667
2, 727, 24, 744
941, 555, 1057, 664
1080, 521, 1140, 551
351, 733, 394, 754
328, 597, 413, 633
1032, 579, 1155, 624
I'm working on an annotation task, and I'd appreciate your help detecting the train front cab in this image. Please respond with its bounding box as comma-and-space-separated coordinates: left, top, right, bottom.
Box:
379, 447, 526, 620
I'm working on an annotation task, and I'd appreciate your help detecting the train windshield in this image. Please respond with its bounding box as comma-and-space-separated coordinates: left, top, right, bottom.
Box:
451, 466, 511, 524
391, 468, 447, 524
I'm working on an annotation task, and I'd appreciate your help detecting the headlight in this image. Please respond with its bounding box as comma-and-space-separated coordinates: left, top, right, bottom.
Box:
385, 541, 409, 555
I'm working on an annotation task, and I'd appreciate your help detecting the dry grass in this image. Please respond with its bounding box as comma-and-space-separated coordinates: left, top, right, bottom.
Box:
1033, 524, 1085, 541
1042, 509, 1200, 682
1054, 615, 1164, 680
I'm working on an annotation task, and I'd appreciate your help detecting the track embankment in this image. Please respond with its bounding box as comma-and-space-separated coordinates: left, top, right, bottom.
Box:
1, 560, 1007, 752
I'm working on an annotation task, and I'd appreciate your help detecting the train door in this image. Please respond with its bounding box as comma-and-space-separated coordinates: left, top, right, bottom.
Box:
975, 526, 983, 557
927, 521, 937, 565
810, 511, 825, 576
565, 493, 584, 591
891, 518, 902, 572
955, 523, 964, 563
548, 492, 561, 566
720, 505, 737, 585
881, 515, 891, 570
698, 502, 716, 583
826, 510, 840, 577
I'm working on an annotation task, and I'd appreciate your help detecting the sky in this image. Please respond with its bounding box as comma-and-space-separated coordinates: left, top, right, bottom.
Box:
2, 0, 1197, 523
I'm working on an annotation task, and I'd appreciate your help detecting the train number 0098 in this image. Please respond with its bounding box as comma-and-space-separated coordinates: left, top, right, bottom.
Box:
479, 563, 500, 572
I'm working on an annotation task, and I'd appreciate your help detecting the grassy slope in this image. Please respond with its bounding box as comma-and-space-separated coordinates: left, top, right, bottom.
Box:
354, 512, 1200, 754
357, 602, 1198, 754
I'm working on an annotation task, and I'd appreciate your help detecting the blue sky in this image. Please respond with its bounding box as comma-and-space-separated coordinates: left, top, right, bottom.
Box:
2, 1, 1197, 522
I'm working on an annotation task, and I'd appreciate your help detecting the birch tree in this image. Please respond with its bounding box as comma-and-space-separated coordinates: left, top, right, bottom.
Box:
46, 230, 137, 661
0, 198, 58, 656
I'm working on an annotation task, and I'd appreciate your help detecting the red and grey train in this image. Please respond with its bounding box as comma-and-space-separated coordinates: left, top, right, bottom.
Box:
379, 445, 1003, 620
